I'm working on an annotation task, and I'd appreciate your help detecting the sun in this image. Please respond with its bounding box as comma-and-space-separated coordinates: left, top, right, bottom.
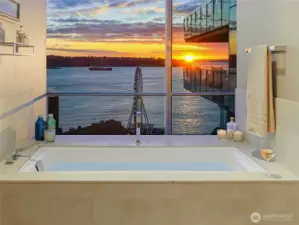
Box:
184, 55, 195, 62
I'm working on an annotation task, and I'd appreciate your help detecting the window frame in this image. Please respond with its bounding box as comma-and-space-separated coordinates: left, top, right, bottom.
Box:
0, 0, 20, 23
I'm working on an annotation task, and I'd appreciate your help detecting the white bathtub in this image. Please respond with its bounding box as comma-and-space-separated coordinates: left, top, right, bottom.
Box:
19, 146, 265, 173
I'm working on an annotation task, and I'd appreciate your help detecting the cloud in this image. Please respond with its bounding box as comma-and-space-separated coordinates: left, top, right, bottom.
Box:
48, 0, 160, 10
47, 47, 120, 53
130, 7, 164, 15
47, 47, 138, 56
152, 16, 165, 23
174, 0, 204, 15
52, 18, 122, 24
47, 0, 164, 21
47, 21, 172, 43
48, 0, 92, 8
107, 0, 159, 8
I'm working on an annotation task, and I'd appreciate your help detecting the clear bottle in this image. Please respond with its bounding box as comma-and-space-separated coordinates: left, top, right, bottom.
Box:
0, 22, 5, 43
226, 117, 237, 140
47, 114, 56, 131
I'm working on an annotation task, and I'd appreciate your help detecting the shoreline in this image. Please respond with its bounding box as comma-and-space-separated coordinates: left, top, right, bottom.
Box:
60, 119, 165, 135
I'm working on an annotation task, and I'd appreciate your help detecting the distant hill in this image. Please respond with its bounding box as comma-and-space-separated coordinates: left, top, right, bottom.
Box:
47, 55, 228, 68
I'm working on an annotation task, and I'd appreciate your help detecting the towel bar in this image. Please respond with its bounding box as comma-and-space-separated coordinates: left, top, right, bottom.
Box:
245, 45, 286, 53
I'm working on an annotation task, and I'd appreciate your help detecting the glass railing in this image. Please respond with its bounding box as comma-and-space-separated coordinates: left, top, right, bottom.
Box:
184, 0, 232, 39
229, 4, 237, 29
230, 0, 236, 7
183, 67, 235, 113
214, 0, 222, 28
183, 67, 235, 93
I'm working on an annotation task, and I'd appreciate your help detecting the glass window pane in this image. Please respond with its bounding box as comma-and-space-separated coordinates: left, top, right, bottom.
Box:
48, 67, 164, 93
0, 0, 19, 19
172, 96, 235, 135
48, 96, 164, 135
47, 0, 165, 91
172, 0, 229, 92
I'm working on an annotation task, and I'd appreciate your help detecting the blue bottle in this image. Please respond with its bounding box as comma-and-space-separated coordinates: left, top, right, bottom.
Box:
35, 115, 45, 141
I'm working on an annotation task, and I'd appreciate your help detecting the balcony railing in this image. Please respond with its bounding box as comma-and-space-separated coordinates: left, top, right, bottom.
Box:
184, 0, 231, 40
183, 67, 236, 113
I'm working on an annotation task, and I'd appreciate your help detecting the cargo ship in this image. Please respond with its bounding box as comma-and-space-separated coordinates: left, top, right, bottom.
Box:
89, 66, 112, 71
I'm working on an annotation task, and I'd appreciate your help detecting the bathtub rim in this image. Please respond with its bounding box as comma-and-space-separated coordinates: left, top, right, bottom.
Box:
1, 136, 297, 181
18, 146, 266, 173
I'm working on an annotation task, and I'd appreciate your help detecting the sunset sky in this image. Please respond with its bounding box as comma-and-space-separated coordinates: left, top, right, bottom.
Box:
47, 0, 228, 60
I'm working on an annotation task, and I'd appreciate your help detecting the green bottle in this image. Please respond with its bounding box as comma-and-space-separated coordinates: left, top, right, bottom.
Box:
47, 114, 56, 131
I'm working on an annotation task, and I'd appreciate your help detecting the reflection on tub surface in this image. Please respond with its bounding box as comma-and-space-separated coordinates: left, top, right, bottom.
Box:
47, 162, 233, 171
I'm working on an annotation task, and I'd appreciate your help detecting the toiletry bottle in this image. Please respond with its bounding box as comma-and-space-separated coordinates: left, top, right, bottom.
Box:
0, 23, 5, 43
16, 26, 24, 43
24, 34, 29, 45
226, 117, 237, 140
47, 114, 56, 131
35, 115, 45, 141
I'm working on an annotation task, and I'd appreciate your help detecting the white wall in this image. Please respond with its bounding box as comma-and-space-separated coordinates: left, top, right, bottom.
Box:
237, 0, 299, 174
0, 0, 47, 160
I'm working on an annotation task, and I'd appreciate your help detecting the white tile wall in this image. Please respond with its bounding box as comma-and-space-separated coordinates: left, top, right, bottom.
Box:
0, 0, 47, 160
237, 0, 299, 176
236, 88, 299, 175
276, 98, 299, 175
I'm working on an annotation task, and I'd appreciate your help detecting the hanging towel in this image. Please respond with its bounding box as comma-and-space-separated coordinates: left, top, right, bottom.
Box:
247, 45, 276, 137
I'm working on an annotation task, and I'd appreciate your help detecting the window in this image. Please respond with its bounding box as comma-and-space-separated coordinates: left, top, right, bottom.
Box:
0, 0, 19, 20
172, 0, 234, 134
47, 0, 235, 135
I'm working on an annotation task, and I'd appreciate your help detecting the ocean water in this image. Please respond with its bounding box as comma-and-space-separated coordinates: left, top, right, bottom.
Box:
47, 66, 223, 134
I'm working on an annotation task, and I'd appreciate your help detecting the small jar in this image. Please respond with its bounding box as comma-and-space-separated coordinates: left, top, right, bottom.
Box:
233, 131, 244, 142
217, 129, 227, 140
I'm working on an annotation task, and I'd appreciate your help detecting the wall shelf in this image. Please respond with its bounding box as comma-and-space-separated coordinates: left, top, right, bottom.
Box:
0, 42, 35, 56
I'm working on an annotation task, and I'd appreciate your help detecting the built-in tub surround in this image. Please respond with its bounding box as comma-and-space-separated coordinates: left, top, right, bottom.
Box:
0, 136, 296, 181
0, 136, 298, 225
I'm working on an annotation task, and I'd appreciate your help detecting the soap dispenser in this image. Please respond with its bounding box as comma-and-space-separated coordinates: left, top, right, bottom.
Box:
0, 22, 5, 43
226, 117, 237, 140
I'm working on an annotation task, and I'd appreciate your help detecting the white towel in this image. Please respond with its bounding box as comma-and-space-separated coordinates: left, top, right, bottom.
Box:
247, 45, 276, 137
